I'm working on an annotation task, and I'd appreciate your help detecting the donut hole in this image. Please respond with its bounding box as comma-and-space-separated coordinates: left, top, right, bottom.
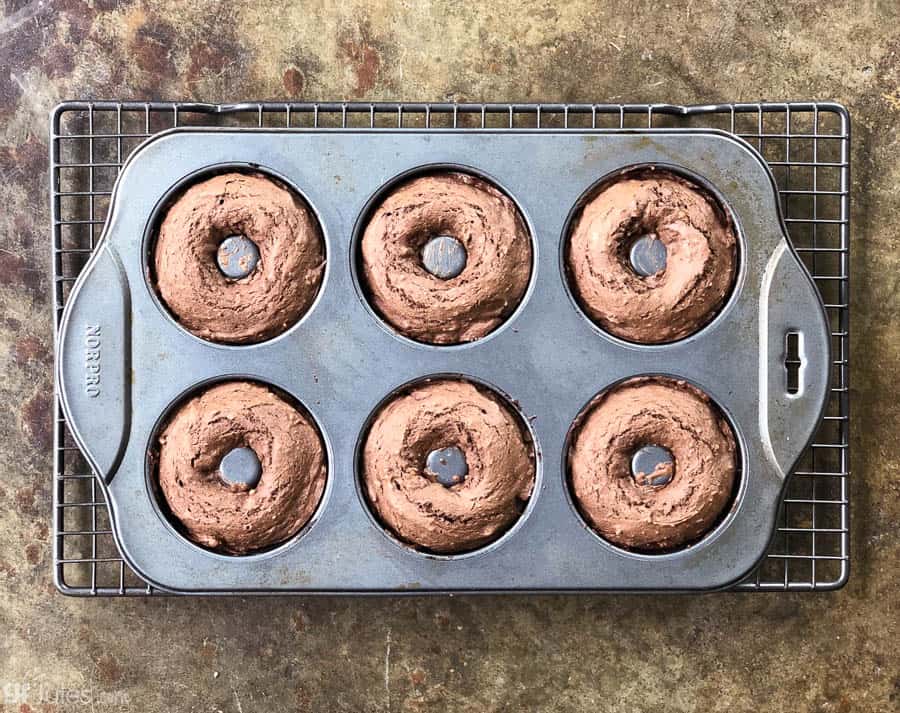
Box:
425, 446, 469, 487
216, 234, 261, 280
627, 233, 668, 279
413, 426, 475, 488
629, 444, 675, 487
218, 446, 263, 489
419, 233, 468, 280
610, 213, 667, 278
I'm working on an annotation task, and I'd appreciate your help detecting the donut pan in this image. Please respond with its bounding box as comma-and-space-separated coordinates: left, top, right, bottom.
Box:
56, 128, 830, 593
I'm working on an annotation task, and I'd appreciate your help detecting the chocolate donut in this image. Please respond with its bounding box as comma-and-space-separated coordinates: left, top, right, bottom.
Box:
361, 379, 535, 553
154, 172, 325, 344
567, 169, 737, 343
156, 381, 327, 555
360, 172, 532, 344
568, 377, 737, 551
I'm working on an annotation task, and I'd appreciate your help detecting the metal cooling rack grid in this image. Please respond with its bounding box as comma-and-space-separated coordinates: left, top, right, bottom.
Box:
50, 101, 850, 595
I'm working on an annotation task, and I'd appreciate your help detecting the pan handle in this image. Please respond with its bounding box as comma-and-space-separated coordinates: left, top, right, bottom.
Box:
759, 239, 832, 478
56, 245, 131, 484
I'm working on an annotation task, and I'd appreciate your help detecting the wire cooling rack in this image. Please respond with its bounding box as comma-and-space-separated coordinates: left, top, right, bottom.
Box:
50, 101, 850, 595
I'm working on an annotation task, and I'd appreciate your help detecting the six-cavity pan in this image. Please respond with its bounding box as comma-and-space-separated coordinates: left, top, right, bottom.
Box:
57, 128, 830, 593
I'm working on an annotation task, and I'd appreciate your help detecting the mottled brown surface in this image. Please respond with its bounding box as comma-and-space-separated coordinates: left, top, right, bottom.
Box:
0, 1, 897, 712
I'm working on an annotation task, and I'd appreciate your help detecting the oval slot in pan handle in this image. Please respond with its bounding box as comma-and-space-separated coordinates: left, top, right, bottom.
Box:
759, 240, 832, 478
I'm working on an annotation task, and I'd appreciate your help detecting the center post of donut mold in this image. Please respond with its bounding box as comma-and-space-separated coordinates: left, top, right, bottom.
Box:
218, 446, 262, 489
425, 446, 468, 486
420, 234, 467, 279
217, 234, 260, 279
628, 233, 668, 277
630, 444, 674, 487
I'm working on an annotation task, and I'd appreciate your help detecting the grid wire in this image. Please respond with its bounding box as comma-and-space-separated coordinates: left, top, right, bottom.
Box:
50, 101, 850, 595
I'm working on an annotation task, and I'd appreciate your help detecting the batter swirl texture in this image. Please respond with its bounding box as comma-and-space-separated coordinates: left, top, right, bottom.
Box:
156, 381, 327, 555
567, 169, 736, 343
568, 377, 737, 551
361, 379, 536, 553
360, 172, 532, 344
154, 172, 325, 344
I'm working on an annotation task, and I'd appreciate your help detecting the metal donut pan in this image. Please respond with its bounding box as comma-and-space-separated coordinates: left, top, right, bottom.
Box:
55, 128, 831, 593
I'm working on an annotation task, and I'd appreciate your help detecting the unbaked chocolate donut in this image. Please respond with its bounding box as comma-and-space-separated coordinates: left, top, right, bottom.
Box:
156, 381, 327, 555
359, 171, 532, 344
361, 379, 535, 553
568, 377, 737, 551
566, 169, 737, 343
154, 172, 325, 344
